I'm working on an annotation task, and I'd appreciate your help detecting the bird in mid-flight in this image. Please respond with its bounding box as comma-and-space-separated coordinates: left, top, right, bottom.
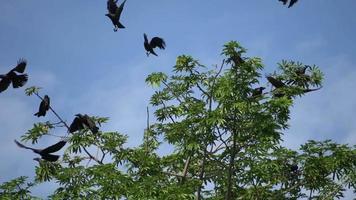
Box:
34, 95, 50, 117
106, 0, 127, 32
14, 139, 67, 162
143, 33, 166, 56
69, 114, 99, 134
0, 59, 28, 93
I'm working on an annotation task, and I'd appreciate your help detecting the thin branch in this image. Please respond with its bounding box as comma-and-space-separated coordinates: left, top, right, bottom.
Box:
33, 92, 103, 165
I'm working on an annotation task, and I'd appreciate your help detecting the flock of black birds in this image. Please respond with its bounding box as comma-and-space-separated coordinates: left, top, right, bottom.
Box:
1, 0, 300, 162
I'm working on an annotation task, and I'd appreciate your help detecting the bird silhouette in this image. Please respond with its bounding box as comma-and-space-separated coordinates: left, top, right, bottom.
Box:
69, 114, 99, 134
266, 75, 286, 88
0, 59, 28, 93
105, 0, 126, 32
251, 87, 265, 97
144, 33, 166, 57
14, 139, 66, 162
34, 95, 50, 117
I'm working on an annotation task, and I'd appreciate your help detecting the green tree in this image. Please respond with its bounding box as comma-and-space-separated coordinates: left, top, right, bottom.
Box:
1, 41, 355, 200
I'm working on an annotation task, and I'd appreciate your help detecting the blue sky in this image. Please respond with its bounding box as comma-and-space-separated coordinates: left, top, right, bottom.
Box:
1, 0, 356, 197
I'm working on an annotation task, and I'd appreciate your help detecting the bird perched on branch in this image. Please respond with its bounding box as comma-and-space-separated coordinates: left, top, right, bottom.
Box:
266, 75, 286, 88
144, 33, 166, 56
14, 139, 66, 162
279, 0, 298, 8
105, 0, 126, 32
0, 59, 28, 93
251, 87, 265, 97
69, 114, 99, 134
34, 95, 50, 117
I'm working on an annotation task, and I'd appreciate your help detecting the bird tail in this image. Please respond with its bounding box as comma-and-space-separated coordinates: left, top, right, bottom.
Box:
117, 21, 125, 29
14, 139, 32, 150
12, 74, 28, 88
34, 112, 44, 117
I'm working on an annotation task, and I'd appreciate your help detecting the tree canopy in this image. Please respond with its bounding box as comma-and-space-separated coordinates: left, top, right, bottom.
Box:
1, 41, 355, 200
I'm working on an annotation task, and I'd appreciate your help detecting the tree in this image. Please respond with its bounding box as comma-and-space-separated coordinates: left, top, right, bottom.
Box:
1, 41, 355, 200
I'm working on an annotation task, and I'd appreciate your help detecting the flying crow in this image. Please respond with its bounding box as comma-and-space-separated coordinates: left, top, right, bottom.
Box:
0, 59, 28, 93
14, 139, 66, 162
69, 114, 99, 134
106, 0, 126, 32
144, 33, 166, 56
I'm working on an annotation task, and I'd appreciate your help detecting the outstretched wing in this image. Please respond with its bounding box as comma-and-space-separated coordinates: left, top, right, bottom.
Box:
41, 141, 67, 154
11, 73, 28, 88
116, 0, 126, 20
14, 140, 36, 151
0, 76, 11, 93
12, 59, 27, 73
150, 37, 166, 49
41, 154, 60, 162
144, 33, 149, 44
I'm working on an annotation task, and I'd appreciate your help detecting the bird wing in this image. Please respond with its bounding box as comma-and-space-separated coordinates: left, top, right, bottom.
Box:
115, 0, 126, 20
144, 33, 149, 44
0, 76, 11, 93
83, 115, 99, 134
266, 76, 285, 88
11, 59, 27, 73
14, 140, 37, 151
11, 73, 28, 88
69, 117, 82, 133
41, 140, 67, 154
44, 95, 50, 111
150, 37, 166, 49
288, 0, 298, 8
107, 0, 118, 14
41, 154, 60, 162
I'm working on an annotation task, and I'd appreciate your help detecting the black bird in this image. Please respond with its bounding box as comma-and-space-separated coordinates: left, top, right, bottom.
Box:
69, 114, 99, 134
34, 95, 50, 117
105, 0, 126, 32
14, 139, 66, 162
251, 87, 265, 97
144, 33, 166, 56
0, 59, 28, 93
266, 75, 286, 88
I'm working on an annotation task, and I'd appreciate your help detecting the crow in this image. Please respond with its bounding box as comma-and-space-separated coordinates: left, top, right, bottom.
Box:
0, 59, 28, 93
69, 114, 99, 134
34, 95, 50, 117
105, 0, 126, 32
266, 75, 286, 88
251, 87, 265, 97
14, 139, 66, 162
144, 33, 166, 56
